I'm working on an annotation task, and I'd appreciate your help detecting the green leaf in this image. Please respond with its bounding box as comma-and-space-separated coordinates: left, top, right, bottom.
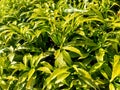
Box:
62, 50, 72, 66
90, 61, 104, 73
35, 52, 50, 67
73, 65, 99, 89
100, 70, 109, 80
80, 76, 98, 90
26, 76, 36, 89
110, 55, 120, 82
50, 33, 61, 45
8, 53, 15, 62
109, 83, 115, 90
63, 46, 82, 56
112, 23, 120, 28
41, 61, 53, 70
102, 63, 112, 79
27, 68, 35, 81
18, 72, 28, 84
55, 72, 70, 84
78, 68, 93, 80
0, 80, 7, 90
96, 48, 105, 62
54, 50, 67, 67
0, 66, 3, 75
23, 54, 31, 67
9, 24, 20, 34
43, 67, 69, 89
10, 63, 27, 71
91, 7, 104, 20
37, 67, 51, 74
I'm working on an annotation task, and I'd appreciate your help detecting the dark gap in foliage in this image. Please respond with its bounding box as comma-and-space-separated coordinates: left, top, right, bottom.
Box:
34, 71, 46, 88
118, 45, 120, 53
83, 15, 89, 18
105, 27, 113, 33
89, 56, 97, 66
110, 4, 120, 14
19, 39, 25, 45
114, 27, 120, 31
46, 56, 55, 66
90, 35, 98, 43
115, 0, 120, 6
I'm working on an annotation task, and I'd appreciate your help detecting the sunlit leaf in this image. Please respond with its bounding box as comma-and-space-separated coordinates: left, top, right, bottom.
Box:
27, 68, 35, 81
35, 52, 50, 67
100, 70, 109, 80
54, 50, 67, 67
43, 67, 69, 89
10, 63, 28, 71
18, 72, 28, 84
26, 76, 36, 89
41, 61, 53, 71
55, 72, 70, 84
96, 48, 105, 62
109, 83, 115, 90
0, 0, 119, 89
62, 50, 72, 66
90, 61, 104, 73
8, 53, 15, 62
37, 67, 51, 74
110, 55, 120, 82
63, 46, 82, 56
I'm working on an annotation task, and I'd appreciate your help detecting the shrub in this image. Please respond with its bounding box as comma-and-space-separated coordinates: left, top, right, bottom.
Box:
0, 0, 120, 90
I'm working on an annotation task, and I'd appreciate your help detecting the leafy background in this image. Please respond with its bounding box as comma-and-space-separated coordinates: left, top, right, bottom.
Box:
0, 0, 120, 90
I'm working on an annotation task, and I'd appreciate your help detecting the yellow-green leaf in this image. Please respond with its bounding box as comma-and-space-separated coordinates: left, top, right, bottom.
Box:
27, 68, 35, 81
63, 46, 82, 56
110, 55, 120, 82
55, 72, 70, 84
43, 67, 69, 89
54, 50, 67, 67
90, 62, 104, 73
19, 72, 28, 83
26, 76, 36, 89
96, 48, 105, 62
37, 67, 51, 74
62, 50, 72, 66
109, 83, 115, 90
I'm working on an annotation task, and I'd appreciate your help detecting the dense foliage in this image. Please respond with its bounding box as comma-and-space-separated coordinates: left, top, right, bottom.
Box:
0, 0, 120, 90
